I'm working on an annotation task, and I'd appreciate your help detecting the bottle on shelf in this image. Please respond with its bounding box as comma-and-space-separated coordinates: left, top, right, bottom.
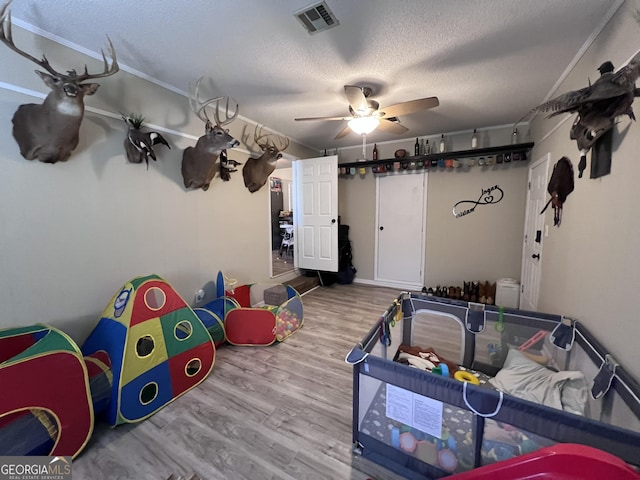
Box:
439, 134, 446, 153
424, 139, 431, 155
372, 143, 378, 160
511, 128, 519, 144
471, 129, 478, 149
414, 138, 420, 156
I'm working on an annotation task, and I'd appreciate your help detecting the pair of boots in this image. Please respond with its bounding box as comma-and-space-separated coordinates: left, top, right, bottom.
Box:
481, 281, 496, 305
422, 285, 463, 299
462, 281, 496, 304
446, 286, 463, 300
462, 281, 478, 302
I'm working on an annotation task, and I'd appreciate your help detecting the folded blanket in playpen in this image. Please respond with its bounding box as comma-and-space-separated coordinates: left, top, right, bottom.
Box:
396, 344, 589, 416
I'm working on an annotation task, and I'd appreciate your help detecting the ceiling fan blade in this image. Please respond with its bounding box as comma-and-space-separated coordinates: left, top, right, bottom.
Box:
334, 125, 352, 140
344, 85, 369, 114
295, 116, 351, 121
377, 119, 409, 135
380, 97, 439, 118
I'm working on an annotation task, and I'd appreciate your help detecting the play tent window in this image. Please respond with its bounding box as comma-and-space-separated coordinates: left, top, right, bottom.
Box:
139, 382, 158, 405
0, 408, 60, 456
144, 287, 166, 310
136, 335, 155, 357
185, 358, 202, 377
174, 321, 193, 340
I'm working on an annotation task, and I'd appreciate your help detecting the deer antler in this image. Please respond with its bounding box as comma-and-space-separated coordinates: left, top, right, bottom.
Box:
213, 96, 238, 127
278, 136, 290, 152
254, 125, 271, 147
189, 77, 238, 127
0, 1, 59, 76
253, 125, 289, 152
75, 36, 119, 81
189, 77, 222, 124
1, 1, 118, 80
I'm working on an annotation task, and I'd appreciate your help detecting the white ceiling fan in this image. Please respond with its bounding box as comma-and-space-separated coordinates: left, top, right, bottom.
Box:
295, 85, 439, 139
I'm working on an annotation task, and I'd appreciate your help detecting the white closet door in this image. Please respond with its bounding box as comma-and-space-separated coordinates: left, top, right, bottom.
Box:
375, 172, 426, 289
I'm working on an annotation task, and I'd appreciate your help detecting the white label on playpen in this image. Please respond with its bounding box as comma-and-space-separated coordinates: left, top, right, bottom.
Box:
413, 395, 443, 437
386, 384, 443, 438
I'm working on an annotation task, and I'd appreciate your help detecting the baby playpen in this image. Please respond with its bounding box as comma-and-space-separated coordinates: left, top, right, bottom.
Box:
347, 292, 640, 479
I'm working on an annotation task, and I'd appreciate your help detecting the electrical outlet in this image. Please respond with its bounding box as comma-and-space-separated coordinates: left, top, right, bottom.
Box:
194, 289, 205, 303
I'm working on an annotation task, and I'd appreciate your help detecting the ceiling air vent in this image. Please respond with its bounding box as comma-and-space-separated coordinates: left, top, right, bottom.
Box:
294, 1, 340, 35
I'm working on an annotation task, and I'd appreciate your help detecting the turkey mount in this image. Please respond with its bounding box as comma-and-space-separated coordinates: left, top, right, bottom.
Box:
527, 51, 640, 177
295, 85, 439, 140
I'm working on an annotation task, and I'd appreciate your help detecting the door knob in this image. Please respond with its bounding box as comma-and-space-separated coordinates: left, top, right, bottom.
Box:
379, 226, 384, 231
532, 253, 540, 259
331, 218, 336, 224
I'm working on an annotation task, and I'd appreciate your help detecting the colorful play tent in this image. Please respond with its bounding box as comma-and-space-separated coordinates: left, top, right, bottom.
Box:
82, 274, 215, 426
0, 325, 93, 458
193, 296, 240, 347
224, 283, 304, 346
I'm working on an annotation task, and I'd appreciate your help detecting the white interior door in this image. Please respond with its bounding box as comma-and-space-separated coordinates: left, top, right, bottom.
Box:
520, 153, 549, 310
293, 155, 338, 272
375, 172, 426, 289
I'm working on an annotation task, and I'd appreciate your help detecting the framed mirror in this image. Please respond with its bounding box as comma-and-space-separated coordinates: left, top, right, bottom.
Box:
269, 169, 295, 277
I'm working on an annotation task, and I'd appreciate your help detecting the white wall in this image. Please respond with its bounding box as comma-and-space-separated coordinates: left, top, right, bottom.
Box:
0, 26, 316, 344
530, 7, 640, 380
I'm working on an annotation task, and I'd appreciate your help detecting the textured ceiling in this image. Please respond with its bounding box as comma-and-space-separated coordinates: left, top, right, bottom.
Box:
5, 0, 621, 151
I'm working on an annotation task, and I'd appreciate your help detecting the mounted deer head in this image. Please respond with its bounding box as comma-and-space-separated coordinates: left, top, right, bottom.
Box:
0, 0, 119, 163
122, 114, 170, 168
181, 77, 239, 191
242, 125, 289, 193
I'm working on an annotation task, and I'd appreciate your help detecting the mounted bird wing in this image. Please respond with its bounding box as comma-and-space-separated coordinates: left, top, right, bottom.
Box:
531, 50, 640, 118
525, 51, 640, 168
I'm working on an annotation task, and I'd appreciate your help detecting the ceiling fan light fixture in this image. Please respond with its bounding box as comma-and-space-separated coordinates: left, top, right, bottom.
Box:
348, 116, 379, 135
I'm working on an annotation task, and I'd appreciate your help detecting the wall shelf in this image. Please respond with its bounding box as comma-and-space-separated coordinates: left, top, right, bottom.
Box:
338, 142, 534, 169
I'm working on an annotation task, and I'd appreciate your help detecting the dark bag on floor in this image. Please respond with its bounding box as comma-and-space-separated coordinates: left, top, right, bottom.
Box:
337, 224, 356, 284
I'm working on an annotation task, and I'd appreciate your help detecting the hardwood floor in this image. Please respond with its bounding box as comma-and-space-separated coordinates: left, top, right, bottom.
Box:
272, 250, 295, 277
73, 283, 407, 480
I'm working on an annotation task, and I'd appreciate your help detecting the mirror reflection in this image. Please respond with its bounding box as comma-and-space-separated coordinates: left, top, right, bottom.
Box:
269, 171, 294, 277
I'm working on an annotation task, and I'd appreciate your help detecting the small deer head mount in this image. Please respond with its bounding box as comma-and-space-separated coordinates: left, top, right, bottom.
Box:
242, 125, 289, 193
181, 77, 239, 191
1, 0, 119, 163
122, 114, 170, 168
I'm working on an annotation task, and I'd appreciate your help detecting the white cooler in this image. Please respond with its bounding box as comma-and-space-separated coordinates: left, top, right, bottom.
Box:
496, 278, 520, 308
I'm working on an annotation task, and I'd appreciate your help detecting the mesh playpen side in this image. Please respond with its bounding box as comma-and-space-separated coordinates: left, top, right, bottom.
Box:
347, 293, 640, 479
